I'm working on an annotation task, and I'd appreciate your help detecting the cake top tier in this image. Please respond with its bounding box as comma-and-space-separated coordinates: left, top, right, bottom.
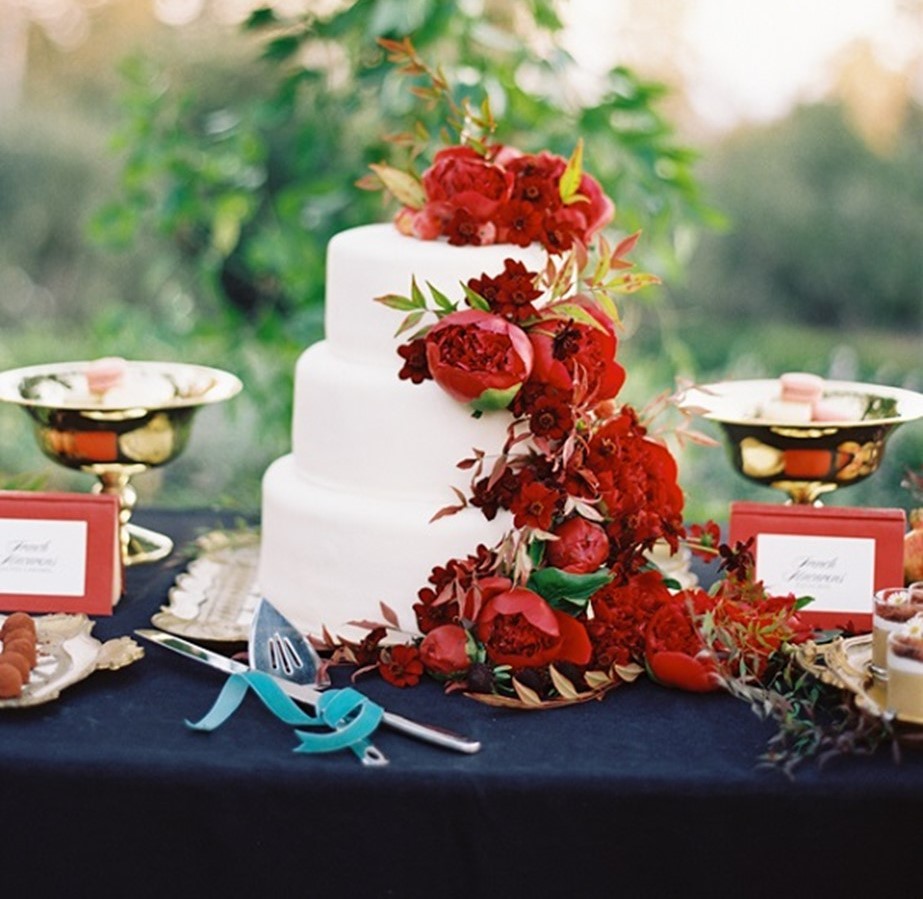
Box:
324, 223, 547, 365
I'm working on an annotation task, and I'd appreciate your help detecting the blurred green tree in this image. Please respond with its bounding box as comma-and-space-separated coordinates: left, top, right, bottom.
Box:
673, 102, 923, 335
91, 0, 713, 348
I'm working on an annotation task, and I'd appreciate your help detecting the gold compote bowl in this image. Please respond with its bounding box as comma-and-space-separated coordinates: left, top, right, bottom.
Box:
0, 359, 242, 564
681, 378, 923, 504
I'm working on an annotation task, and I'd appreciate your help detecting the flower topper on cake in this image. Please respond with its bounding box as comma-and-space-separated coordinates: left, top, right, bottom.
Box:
359, 38, 614, 253
330, 39, 814, 710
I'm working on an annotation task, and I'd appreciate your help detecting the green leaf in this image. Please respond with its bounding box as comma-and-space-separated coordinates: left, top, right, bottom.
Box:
368, 163, 426, 209
427, 282, 456, 312
526, 567, 613, 612
375, 293, 419, 312
604, 272, 662, 294
559, 138, 585, 204
394, 310, 425, 337
544, 301, 609, 332
462, 283, 490, 311
410, 276, 427, 308
469, 383, 522, 412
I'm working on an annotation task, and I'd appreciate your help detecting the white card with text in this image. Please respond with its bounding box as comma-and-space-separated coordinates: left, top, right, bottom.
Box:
0, 518, 88, 596
755, 533, 875, 613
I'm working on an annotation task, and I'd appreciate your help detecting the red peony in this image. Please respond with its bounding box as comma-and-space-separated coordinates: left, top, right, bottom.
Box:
420, 146, 514, 244
476, 586, 592, 669
645, 597, 720, 693
588, 569, 674, 666
528, 298, 625, 408
425, 309, 534, 411
419, 624, 472, 677
545, 516, 610, 573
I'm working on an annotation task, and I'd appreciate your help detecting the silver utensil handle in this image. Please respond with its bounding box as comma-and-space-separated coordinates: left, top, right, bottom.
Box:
381, 710, 481, 754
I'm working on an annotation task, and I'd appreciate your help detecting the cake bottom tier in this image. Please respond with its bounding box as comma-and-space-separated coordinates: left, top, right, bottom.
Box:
257, 455, 512, 638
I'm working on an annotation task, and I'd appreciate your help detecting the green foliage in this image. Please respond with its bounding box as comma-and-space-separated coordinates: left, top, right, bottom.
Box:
673, 103, 923, 332
91, 0, 711, 334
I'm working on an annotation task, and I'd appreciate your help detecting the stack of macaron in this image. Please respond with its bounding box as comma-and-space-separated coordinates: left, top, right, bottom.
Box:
759, 372, 858, 423
0, 612, 39, 699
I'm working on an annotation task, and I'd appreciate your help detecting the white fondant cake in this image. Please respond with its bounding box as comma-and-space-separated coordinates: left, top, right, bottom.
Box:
258, 223, 546, 636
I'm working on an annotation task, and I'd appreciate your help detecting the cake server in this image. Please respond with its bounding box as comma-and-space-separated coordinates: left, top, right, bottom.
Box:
135, 629, 482, 755
135, 628, 386, 766
248, 597, 331, 689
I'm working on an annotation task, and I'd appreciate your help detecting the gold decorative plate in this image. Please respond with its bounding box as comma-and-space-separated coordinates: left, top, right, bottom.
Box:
793, 634, 923, 727
151, 529, 261, 643
0, 613, 143, 708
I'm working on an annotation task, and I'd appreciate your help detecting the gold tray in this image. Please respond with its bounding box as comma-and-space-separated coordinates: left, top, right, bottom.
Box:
152, 529, 260, 643
0, 613, 142, 708
794, 634, 923, 727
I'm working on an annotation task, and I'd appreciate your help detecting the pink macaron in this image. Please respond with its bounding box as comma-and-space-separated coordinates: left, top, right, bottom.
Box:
85, 356, 128, 394
779, 371, 824, 404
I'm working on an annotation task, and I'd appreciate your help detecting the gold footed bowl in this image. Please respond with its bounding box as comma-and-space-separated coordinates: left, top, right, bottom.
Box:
681, 378, 923, 504
0, 360, 242, 565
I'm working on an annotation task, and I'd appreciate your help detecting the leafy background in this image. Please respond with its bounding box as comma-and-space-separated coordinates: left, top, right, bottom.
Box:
0, 0, 920, 526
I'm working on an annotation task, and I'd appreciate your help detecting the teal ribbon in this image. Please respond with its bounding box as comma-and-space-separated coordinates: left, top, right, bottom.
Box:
186, 670, 384, 763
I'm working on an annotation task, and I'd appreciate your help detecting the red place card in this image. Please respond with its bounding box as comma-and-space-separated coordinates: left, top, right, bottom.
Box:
729, 501, 906, 632
0, 491, 122, 615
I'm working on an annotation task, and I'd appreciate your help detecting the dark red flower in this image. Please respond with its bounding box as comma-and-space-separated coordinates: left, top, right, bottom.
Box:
585, 409, 685, 566
476, 586, 592, 669
378, 644, 425, 687
495, 199, 544, 247
507, 152, 565, 209
508, 474, 561, 531
425, 309, 533, 411
527, 393, 574, 441
413, 546, 499, 633
467, 259, 543, 322
419, 624, 472, 677
686, 520, 721, 561
444, 207, 496, 246
545, 516, 610, 574
470, 468, 520, 521
396, 338, 432, 384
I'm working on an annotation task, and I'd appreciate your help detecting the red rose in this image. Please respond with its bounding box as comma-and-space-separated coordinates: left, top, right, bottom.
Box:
476, 586, 592, 669
421, 146, 514, 240
545, 516, 610, 573
644, 600, 719, 693
425, 309, 534, 411
419, 624, 472, 678
528, 298, 625, 406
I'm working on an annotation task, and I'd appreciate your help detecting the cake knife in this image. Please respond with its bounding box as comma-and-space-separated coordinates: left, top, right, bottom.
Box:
135, 629, 482, 755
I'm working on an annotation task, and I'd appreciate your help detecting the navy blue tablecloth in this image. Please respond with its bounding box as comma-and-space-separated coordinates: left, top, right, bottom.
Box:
2, 508, 921, 898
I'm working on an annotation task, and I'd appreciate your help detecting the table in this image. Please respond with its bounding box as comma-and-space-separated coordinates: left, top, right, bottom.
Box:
3, 508, 921, 898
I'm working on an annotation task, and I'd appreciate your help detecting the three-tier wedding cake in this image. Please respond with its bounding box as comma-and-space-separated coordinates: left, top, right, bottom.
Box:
258, 224, 545, 636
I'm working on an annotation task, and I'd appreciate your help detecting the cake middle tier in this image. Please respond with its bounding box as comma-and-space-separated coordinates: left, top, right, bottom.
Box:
259, 454, 512, 637
292, 341, 514, 501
